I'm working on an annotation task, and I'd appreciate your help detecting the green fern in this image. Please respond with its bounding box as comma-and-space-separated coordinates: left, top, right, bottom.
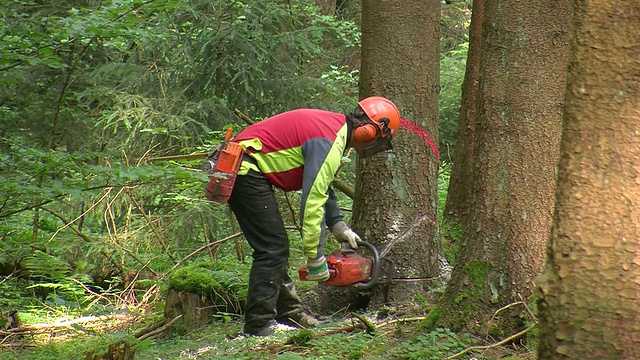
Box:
20, 250, 71, 282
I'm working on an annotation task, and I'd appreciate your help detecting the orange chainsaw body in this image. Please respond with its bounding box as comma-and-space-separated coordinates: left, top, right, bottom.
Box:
298, 241, 381, 289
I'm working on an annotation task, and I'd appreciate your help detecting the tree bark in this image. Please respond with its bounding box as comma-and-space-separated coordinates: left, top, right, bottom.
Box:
443, 0, 484, 223
537, 0, 640, 357
354, 0, 442, 308
439, 0, 571, 335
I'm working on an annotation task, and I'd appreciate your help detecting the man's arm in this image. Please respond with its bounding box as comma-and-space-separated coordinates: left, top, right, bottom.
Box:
299, 126, 349, 259
324, 187, 344, 229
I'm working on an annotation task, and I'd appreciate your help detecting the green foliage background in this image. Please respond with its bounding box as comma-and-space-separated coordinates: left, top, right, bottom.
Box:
0, 0, 471, 358
1, 0, 362, 291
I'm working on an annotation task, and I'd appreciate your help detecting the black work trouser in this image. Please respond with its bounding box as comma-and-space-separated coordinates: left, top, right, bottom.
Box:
228, 169, 304, 333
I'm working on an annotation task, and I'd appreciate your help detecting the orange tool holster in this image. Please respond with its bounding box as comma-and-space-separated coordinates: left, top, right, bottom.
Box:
204, 141, 244, 204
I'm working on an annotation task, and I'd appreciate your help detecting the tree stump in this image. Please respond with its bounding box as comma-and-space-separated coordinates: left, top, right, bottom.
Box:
84, 341, 135, 360
163, 288, 215, 336
161, 261, 247, 336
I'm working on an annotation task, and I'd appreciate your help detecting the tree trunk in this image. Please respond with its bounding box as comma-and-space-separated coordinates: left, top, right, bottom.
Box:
354, 0, 442, 309
537, 0, 640, 357
443, 0, 484, 223
438, 0, 571, 335
314, 0, 337, 15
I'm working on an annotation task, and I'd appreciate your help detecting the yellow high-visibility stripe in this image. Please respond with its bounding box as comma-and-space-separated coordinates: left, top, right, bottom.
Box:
253, 147, 303, 174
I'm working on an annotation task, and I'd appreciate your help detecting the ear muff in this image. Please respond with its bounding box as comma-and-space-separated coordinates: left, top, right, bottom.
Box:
353, 123, 379, 142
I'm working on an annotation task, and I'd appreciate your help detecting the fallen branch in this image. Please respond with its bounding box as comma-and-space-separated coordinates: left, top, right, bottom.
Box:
256, 313, 431, 354
137, 315, 182, 341
377, 316, 426, 329
1, 314, 135, 337
445, 322, 538, 360
350, 312, 375, 333
262, 322, 367, 353
25, 314, 132, 331
318, 321, 367, 337
256, 314, 369, 353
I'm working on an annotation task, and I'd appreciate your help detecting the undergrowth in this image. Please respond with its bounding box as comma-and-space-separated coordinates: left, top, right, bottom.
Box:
1, 315, 535, 360
0, 162, 535, 360
0, 314, 485, 360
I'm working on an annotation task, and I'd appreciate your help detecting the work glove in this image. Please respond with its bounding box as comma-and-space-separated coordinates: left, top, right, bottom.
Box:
330, 221, 360, 249
306, 256, 330, 282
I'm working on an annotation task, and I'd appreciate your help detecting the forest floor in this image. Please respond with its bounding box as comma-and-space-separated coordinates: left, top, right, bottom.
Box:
0, 304, 537, 360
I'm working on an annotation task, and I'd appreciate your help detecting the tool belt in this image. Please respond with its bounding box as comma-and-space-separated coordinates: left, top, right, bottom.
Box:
203, 141, 244, 204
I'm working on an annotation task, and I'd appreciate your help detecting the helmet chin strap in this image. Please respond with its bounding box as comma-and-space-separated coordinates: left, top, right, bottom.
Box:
378, 118, 391, 136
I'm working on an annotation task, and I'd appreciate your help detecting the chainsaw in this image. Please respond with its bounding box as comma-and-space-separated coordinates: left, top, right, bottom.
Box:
298, 240, 382, 289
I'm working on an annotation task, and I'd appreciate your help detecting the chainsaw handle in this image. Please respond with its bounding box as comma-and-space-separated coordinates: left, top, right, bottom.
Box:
353, 240, 381, 289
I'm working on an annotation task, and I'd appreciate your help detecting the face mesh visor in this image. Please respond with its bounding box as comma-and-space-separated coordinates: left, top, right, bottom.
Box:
361, 135, 392, 158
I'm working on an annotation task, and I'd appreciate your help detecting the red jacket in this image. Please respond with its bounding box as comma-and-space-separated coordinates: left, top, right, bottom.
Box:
234, 109, 349, 258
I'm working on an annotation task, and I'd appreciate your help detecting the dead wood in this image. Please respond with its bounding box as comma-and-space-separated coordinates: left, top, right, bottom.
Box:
84, 340, 135, 360
0, 314, 134, 339
445, 322, 538, 360
253, 313, 431, 353
137, 315, 182, 341
255, 316, 369, 353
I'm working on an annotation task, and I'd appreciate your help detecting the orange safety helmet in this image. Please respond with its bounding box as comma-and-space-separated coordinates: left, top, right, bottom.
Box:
357, 96, 401, 140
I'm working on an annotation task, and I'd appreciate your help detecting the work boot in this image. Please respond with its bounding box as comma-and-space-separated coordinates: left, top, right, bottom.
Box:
248, 320, 278, 337
276, 312, 319, 329
244, 320, 297, 337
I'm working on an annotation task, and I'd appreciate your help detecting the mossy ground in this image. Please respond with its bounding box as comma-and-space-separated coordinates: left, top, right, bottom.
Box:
0, 319, 535, 360
0, 167, 536, 359
0, 291, 536, 360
